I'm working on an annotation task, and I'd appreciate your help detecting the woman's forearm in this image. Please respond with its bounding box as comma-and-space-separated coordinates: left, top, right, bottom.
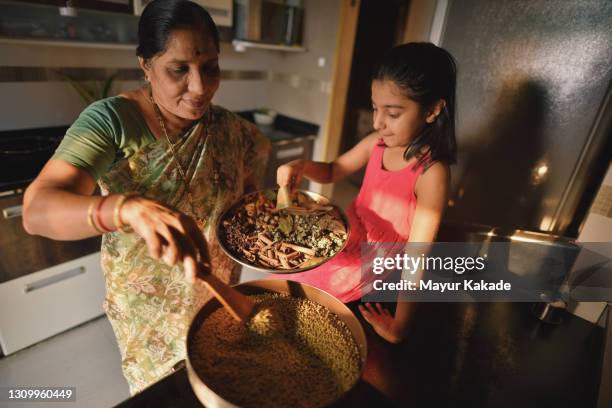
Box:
23, 185, 121, 240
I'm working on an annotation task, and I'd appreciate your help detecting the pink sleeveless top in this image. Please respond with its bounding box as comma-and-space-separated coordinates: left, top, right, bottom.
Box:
272, 141, 426, 302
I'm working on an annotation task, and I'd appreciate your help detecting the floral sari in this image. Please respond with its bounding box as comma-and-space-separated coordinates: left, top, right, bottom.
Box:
97, 105, 269, 394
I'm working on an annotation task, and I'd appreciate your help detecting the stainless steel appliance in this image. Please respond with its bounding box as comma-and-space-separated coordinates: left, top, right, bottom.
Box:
439, 0, 612, 237
0, 127, 105, 356
234, 0, 304, 46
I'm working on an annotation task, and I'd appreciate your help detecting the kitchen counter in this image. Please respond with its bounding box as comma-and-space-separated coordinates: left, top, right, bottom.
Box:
235, 112, 319, 189
115, 302, 603, 408
236, 111, 319, 142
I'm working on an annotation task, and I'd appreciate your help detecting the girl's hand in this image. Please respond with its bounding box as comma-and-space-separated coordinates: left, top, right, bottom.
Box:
277, 159, 307, 190
358, 303, 404, 344
118, 195, 210, 282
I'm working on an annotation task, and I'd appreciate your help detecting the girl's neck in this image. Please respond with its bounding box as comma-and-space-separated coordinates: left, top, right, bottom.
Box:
381, 143, 429, 172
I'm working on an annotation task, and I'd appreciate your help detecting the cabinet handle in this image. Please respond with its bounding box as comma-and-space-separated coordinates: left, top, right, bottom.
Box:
2, 204, 23, 219
23, 266, 86, 293
276, 146, 305, 160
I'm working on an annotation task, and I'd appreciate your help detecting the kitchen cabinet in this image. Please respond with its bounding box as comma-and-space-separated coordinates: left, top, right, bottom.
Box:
0, 0, 296, 50
233, 0, 305, 52
10, 0, 133, 14
264, 135, 315, 189
0, 252, 106, 355
237, 111, 319, 189
0, 0, 139, 48
0, 125, 105, 356
0, 191, 101, 283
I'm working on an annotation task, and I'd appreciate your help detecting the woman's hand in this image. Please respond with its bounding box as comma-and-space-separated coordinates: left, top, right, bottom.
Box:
119, 195, 210, 282
358, 303, 405, 344
277, 159, 307, 190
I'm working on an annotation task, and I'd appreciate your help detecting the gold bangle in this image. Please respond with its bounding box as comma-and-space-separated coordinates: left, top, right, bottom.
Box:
87, 198, 105, 234
114, 193, 137, 233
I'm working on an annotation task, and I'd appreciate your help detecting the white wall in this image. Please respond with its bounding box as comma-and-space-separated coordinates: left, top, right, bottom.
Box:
0, 42, 137, 130
570, 163, 612, 325
0, 41, 274, 130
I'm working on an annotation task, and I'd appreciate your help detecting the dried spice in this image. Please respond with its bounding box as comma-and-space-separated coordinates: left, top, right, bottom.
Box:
191, 293, 362, 408
221, 191, 348, 270
247, 305, 283, 337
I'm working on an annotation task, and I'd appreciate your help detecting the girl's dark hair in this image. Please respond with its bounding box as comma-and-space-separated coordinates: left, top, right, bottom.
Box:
373, 42, 457, 166
136, 0, 220, 61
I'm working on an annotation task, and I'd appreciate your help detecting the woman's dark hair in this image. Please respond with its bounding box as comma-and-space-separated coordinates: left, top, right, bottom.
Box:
136, 0, 220, 61
373, 42, 457, 166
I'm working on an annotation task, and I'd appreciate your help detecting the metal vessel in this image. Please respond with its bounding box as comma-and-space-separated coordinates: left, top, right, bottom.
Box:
185, 279, 367, 408
216, 189, 351, 274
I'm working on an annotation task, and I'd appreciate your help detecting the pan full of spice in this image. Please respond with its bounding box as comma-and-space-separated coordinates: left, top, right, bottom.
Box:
186, 279, 367, 408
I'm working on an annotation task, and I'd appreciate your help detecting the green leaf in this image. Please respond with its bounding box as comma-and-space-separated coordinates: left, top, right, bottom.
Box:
55, 69, 118, 104
278, 215, 293, 235
263, 189, 277, 201
102, 72, 119, 99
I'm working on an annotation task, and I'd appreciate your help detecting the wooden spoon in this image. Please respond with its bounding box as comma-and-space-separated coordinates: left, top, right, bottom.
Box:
276, 185, 292, 209
199, 273, 256, 323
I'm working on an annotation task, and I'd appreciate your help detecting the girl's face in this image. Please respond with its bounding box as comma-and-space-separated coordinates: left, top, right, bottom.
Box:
140, 28, 220, 121
371, 80, 430, 149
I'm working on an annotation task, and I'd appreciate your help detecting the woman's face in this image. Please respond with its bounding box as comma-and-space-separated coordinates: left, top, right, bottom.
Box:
371, 79, 429, 149
141, 28, 220, 121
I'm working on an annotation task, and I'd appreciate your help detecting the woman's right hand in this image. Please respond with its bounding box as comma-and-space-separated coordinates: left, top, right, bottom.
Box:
277, 159, 307, 190
118, 195, 209, 282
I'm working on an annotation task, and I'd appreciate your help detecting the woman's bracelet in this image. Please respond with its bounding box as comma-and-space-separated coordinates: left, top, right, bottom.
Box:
87, 198, 105, 234
114, 193, 137, 233
95, 196, 112, 232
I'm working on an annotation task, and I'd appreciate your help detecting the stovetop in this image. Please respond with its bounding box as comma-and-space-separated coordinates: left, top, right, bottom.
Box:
0, 125, 68, 192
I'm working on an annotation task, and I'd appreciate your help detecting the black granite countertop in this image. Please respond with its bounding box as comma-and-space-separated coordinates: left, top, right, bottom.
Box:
115, 302, 604, 408
0, 126, 67, 192
236, 111, 319, 143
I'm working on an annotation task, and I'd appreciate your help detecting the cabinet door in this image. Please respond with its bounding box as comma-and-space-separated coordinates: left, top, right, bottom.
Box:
18, 0, 133, 14
264, 138, 314, 189
0, 193, 101, 284
0, 252, 106, 355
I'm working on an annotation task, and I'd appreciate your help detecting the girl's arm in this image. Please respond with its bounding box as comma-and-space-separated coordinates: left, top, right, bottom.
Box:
408, 161, 450, 242
359, 161, 450, 343
277, 132, 379, 188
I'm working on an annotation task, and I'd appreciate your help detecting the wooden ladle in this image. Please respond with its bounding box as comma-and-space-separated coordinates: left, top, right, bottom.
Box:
199, 272, 256, 323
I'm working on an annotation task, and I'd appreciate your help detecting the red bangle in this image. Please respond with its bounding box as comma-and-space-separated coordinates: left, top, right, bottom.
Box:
95, 196, 112, 232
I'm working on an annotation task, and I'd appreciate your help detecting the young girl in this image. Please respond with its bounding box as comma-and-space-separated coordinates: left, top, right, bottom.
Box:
277, 42, 457, 343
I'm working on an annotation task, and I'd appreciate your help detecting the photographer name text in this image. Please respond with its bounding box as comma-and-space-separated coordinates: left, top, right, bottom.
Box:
373, 279, 512, 292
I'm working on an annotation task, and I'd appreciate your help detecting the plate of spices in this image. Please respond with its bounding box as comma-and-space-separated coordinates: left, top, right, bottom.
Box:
216, 189, 350, 273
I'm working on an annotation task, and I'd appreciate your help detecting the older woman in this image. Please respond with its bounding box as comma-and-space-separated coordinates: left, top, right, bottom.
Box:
22, 0, 270, 394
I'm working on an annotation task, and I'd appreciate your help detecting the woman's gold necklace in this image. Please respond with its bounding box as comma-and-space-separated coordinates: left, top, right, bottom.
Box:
148, 92, 210, 229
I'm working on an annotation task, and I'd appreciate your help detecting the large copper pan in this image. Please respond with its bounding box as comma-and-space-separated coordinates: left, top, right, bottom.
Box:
186, 279, 367, 408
